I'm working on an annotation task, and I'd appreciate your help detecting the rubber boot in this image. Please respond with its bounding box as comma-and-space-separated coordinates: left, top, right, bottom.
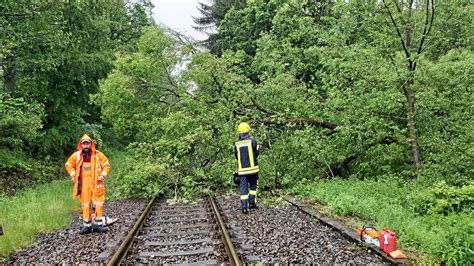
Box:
241, 198, 248, 214
80, 220, 92, 234
92, 218, 108, 233
80, 226, 92, 234
92, 224, 108, 233
249, 203, 258, 209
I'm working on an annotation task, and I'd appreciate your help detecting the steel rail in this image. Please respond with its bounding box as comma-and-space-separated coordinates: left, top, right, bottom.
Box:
107, 197, 156, 266
208, 194, 241, 266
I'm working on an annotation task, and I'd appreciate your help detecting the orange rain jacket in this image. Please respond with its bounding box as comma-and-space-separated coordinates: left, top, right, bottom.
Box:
65, 134, 111, 200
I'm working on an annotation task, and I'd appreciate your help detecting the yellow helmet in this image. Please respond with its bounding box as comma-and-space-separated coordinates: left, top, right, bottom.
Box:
237, 122, 251, 134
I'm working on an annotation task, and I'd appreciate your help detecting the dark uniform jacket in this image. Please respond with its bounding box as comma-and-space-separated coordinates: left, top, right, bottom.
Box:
234, 133, 259, 175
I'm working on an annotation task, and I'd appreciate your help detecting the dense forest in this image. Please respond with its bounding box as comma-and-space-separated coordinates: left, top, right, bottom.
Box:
0, 0, 154, 191
1, 0, 472, 264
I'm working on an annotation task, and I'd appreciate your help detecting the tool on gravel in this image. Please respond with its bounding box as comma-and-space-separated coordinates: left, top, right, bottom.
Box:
357, 225, 380, 247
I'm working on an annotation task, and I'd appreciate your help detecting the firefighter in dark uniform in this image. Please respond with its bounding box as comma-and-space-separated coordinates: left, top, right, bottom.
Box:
234, 122, 259, 214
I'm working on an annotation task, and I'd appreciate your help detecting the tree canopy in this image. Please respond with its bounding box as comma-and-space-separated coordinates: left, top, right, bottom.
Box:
0, 0, 154, 192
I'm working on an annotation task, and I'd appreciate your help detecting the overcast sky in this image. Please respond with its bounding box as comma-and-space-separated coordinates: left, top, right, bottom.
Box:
151, 0, 211, 41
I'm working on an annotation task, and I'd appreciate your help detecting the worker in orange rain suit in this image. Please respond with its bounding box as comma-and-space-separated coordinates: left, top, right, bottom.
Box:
65, 134, 111, 234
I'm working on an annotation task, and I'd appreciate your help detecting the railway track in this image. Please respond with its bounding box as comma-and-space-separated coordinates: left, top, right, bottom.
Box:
7, 195, 388, 264
107, 195, 240, 265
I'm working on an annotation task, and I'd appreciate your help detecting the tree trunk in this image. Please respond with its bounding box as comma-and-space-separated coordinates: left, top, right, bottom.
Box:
382, 0, 434, 177
404, 81, 422, 176
404, 1, 422, 176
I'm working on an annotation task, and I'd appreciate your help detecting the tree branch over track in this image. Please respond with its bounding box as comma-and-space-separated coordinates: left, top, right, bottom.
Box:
247, 98, 402, 180
250, 98, 339, 130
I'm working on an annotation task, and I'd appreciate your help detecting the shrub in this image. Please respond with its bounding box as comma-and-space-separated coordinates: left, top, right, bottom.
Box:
409, 181, 474, 215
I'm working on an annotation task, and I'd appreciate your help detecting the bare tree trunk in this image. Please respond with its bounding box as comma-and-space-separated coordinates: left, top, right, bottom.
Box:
404, 0, 422, 176
383, 0, 434, 177
403, 80, 422, 175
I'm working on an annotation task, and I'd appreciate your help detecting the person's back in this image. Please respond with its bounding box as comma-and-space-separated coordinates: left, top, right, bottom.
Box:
234, 123, 259, 214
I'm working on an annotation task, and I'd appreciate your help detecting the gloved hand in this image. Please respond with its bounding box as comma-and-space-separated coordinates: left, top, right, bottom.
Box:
233, 172, 240, 185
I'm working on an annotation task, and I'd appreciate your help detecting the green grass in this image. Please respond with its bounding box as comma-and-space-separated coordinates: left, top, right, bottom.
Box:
0, 180, 79, 261
289, 178, 474, 265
